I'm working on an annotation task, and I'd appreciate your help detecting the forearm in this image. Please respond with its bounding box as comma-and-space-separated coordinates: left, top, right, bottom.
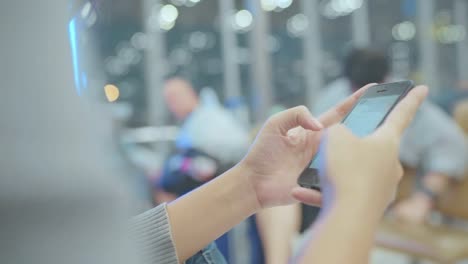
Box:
296, 199, 381, 264
257, 204, 301, 264
167, 164, 259, 262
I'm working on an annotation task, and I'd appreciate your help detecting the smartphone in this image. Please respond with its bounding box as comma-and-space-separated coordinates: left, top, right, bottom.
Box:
297, 80, 415, 190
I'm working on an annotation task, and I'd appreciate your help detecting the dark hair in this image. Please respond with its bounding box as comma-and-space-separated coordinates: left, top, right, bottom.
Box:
344, 48, 390, 88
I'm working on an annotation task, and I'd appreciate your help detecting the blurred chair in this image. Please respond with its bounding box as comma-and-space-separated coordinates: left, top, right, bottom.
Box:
376, 105, 468, 264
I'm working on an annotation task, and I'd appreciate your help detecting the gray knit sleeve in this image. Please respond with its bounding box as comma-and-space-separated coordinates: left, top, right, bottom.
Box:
132, 204, 179, 264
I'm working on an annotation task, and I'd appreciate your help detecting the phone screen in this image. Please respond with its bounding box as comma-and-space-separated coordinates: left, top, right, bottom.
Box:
309, 94, 400, 169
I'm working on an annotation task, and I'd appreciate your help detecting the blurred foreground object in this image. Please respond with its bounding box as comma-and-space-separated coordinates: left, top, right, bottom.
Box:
0, 1, 140, 263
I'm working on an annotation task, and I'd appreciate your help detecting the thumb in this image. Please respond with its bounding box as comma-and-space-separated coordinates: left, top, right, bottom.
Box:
317, 124, 357, 179
292, 186, 322, 206
269, 106, 323, 136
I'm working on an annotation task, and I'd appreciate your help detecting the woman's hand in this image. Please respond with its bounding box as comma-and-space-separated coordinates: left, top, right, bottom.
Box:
293, 85, 428, 216
292, 86, 428, 264
239, 85, 374, 209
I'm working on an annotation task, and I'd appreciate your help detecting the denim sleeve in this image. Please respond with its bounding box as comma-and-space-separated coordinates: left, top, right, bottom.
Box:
185, 242, 227, 264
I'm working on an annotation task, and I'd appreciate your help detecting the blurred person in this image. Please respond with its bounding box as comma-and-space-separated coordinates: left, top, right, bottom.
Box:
313, 48, 467, 224
162, 78, 249, 170
0, 3, 430, 264
158, 78, 248, 196
432, 80, 468, 115
158, 78, 264, 264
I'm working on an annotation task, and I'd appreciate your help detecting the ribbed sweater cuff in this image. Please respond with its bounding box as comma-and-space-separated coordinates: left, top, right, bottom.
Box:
132, 203, 179, 264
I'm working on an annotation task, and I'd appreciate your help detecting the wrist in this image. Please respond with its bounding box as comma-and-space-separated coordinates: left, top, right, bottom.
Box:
330, 191, 387, 222
228, 163, 262, 214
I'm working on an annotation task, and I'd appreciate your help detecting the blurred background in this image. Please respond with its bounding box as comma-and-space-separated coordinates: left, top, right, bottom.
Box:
67, 0, 468, 263
69, 0, 468, 171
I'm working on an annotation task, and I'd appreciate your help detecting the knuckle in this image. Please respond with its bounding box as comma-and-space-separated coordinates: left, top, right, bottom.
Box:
266, 113, 280, 125
295, 105, 309, 115
297, 105, 308, 111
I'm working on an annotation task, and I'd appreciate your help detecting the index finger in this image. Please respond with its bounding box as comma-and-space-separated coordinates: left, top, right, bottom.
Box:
269, 105, 323, 136
319, 83, 376, 127
377, 85, 428, 137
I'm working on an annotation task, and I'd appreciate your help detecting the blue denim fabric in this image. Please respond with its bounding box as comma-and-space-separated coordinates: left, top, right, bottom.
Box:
185, 242, 227, 264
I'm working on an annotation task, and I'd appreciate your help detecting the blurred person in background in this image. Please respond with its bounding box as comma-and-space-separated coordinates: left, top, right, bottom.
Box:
312, 48, 467, 224
432, 80, 468, 115
158, 77, 250, 195
157, 78, 265, 264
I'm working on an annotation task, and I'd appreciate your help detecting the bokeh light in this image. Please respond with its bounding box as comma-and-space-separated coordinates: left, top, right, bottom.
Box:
104, 84, 120, 102
287, 13, 308, 37
233, 9, 253, 32
392, 21, 416, 41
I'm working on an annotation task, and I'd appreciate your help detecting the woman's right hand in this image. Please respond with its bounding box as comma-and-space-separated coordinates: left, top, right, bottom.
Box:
293, 86, 428, 216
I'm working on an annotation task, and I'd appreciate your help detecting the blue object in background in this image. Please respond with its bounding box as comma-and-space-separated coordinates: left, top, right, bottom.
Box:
215, 217, 264, 264
68, 18, 83, 96
402, 0, 417, 19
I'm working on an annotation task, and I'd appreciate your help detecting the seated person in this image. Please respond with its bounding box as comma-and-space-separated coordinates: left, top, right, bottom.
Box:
157, 78, 263, 264
432, 80, 468, 115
